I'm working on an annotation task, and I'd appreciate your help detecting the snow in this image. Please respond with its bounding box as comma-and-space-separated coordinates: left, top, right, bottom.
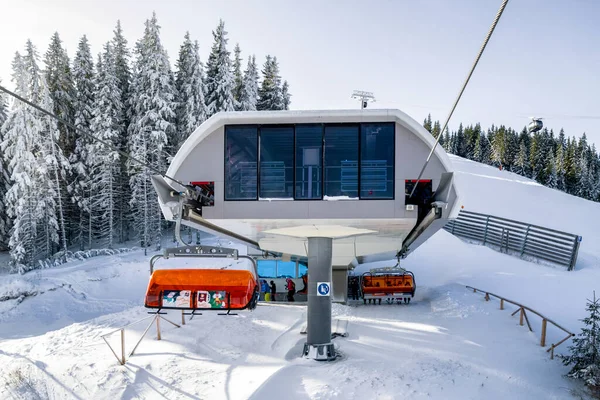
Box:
0, 155, 599, 399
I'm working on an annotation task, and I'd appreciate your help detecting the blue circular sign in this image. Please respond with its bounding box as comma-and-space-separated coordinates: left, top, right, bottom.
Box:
318, 283, 330, 295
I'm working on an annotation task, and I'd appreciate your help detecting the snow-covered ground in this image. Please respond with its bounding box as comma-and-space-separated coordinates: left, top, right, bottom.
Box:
0, 155, 598, 399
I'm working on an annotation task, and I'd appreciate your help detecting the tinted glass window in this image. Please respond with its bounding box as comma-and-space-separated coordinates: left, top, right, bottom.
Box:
298, 262, 308, 278
225, 126, 258, 200
361, 123, 394, 199
259, 126, 294, 199
324, 126, 359, 198
277, 261, 296, 278
295, 125, 322, 199
257, 260, 277, 278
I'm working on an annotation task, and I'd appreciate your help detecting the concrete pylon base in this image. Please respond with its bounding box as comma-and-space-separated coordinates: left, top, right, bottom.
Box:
302, 343, 336, 361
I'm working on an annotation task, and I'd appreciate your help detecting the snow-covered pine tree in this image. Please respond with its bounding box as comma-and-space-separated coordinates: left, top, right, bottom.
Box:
513, 140, 530, 177
175, 32, 207, 151
204, 19, 236, 117
238, 55, 258, 111
561, 292, 600, 392
423, 114, 432, 133
556, 140, 566, 191
71, 35, 95, 250
88, 44, 122, 249
232, 43, 243, 110
1, 52, 40, 271
282, 80, 291, 110
112, 20, 133, 244
577, 155, 592, 200
545, 148, 558, 189
472, 133, 483, 162
128, 13, 177, 253
37, 72, 70, 262
44, 32, 76, 156
44, 32, 78, 247
432, 120, 442, 147
0, 78, 10, 251
257, 55, 284, 111
442, 128, 451, 153
564, 137, 578, 195
491, 125, 506, 168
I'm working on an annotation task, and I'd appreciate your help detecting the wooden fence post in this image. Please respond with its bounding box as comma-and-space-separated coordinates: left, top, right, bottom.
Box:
120, 329, 125, 365
500, 299, 504, 310
520, 225, 531, 256
157, 315, 161, 340
541, 319, 547, 347
485, 293, 490, 301
182, 310, 186, 326
519, 308, 524, 326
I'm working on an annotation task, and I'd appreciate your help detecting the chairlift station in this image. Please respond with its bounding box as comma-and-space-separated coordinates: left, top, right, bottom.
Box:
151, 109, 461, 360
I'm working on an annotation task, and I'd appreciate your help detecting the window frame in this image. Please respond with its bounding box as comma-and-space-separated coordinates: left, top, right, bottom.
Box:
223, 122, 395, 202
359, 122, 396, 200
258, 124, 296, 200
224, 124, 259, 201
294, 123, 324, 201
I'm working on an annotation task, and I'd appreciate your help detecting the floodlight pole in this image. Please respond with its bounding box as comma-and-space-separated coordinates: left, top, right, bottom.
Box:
351, 90, 375, 109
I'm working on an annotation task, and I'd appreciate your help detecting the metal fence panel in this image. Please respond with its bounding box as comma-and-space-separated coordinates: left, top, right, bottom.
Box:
443, 210, 581, 270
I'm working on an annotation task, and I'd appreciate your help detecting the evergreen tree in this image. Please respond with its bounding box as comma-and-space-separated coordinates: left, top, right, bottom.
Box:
473, 133, 483, 162
238, 55, 258, 111
432, 120, 442, 146
1, 52, 39, 270
128, 13, 177, 252
37, 74, 70, 261
282, 80, 291, 110
257, 55, 284, 111
564, 137, 578, 194
513, 140, 529, 176
44, 32, 76, 155
0, 78, 9, 250
175, 32, 207, 150
443, 128, 451, 153
423, 114, 432, 133
561, 292, 600, 391
232, 43, 243, 110
491, 125, 506, 168
545, 148, 558, 189
89, 44, 122, 249
71, 35, 95, 250
577, 156, 592, 199
556, 140, 566, 191
204, 19, 235, 117
112, 20, 133, 244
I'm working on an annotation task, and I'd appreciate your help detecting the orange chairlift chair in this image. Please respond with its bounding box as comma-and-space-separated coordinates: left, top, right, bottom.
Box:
360, 266, 416, 305
145, 245, 260, 315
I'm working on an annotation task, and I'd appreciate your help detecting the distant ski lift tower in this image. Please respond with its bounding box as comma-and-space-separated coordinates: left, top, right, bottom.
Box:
351, 90, 375, 109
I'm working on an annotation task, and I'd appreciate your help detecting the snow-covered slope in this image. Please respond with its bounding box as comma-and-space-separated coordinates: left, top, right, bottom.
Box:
0, 155, 598, 399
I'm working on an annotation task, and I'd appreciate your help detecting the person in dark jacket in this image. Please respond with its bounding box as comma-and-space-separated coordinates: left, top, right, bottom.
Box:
286, 278, 296, 302
350, 278, 360, 300
270, 280, 277, 301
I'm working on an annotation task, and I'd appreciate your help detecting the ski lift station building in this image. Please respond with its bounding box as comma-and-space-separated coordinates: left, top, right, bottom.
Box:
153, 109, 461, 301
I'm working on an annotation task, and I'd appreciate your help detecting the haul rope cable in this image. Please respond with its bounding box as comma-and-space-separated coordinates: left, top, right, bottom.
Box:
0, 83, 189, 192
409, 0, 510, 199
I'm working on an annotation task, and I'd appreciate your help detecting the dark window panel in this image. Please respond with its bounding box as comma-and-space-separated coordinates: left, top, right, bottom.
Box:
225, 126, 258, 200
295, 125, 323, 199
324, 125, 359, 198
360, 123, 395, 199
259, 126, 294, 199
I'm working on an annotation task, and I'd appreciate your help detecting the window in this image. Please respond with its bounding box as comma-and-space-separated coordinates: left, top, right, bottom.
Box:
324, 125, 359, 198
276, 261, 296, 278
258, 260, 277, 278
295, 125, 323, 199
225, 126, 258, 200
298, 262, 307, 277
361, 123, 394, 199
257, 260, 303, 278
260, 126, 294, 199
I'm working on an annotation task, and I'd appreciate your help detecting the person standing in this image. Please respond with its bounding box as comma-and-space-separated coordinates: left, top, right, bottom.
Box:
286, 278, 296, 302
270, 280, 277, 301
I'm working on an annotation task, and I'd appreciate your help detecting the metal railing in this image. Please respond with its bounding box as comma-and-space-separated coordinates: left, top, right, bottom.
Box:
444, 210, 582, 270
467, 286, 575, 359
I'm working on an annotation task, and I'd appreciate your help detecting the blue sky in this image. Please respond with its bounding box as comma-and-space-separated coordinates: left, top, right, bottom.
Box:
1, 0, 599, 146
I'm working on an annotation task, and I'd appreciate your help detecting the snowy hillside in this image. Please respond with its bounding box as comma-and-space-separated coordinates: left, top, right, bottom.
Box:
0, 155, 598, 399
